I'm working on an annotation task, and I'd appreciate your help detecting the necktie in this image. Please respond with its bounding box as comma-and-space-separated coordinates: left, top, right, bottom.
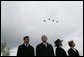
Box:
26, 44, 28, 47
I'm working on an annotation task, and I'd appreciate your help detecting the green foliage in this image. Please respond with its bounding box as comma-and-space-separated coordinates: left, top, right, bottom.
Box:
1, 42, 10, 56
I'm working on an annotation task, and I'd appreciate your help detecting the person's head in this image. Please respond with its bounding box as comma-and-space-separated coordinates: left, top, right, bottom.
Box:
68, 40, 75, 48
41, 35, 47, 43
54, 39, 63, 47
23, 36, 29, 44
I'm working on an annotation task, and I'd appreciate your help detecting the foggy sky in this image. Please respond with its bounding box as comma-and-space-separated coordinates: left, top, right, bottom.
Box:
1, 1, 83, 56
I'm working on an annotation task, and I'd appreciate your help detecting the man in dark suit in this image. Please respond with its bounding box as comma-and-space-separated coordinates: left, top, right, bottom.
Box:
17, 36, 34, 56
36, 35, 54, 56
54, 39, 67, 56
68, 40, 80, 56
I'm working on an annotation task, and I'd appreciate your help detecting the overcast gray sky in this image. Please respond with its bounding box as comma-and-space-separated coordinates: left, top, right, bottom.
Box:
1, 1, 83, 56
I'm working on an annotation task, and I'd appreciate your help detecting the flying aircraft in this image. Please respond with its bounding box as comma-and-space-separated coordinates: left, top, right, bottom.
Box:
48, 18, 50, 20
43, 18, 59, 23
43, 20, 46, 22
52, 20, 54, 22
56, 20, 59, 23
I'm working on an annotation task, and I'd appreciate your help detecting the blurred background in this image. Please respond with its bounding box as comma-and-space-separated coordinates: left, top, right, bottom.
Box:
1, 1, 83, 56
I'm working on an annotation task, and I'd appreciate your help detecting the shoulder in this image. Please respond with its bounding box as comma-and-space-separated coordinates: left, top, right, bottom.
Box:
68, 48, 73, 52
36, 43, 42, 47
29, 45, 34, 49
18, 44, 25, 48
56, 47, 61, 50
47, 43, 53, 47
56, 47, 64, 51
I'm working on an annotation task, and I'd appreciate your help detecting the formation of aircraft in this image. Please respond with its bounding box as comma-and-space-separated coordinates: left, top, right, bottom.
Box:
43, 18, 59, 23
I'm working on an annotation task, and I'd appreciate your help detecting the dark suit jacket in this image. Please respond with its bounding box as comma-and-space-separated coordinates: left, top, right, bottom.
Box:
36, 43, 54, 56
17, 44, 34, 56
68, 48, 80, 56
56, 47, 67, 56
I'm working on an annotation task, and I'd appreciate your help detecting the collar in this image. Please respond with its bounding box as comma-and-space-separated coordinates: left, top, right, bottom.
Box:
42, 42, 47, 47
70, 47, 77, 52
24, 43, 29, 47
